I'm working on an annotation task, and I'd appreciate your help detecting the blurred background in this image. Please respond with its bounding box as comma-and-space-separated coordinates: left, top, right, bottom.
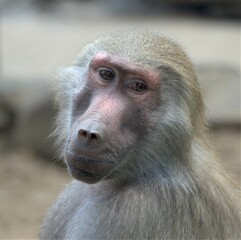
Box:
0, 0, 240, 238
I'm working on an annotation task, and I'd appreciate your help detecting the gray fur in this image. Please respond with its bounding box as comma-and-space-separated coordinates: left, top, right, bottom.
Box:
40, 30, 241, 240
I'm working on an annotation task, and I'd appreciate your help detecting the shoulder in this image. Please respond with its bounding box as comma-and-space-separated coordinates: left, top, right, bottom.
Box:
39, 180, 88, 239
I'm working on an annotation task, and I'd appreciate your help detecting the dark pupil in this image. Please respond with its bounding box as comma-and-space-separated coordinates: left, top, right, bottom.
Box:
99, 70, 114, 81
135, 83, 146, 92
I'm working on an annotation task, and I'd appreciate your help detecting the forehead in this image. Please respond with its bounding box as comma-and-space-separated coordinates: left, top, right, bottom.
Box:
87, 40, 164, 70
91, 31, 185, 71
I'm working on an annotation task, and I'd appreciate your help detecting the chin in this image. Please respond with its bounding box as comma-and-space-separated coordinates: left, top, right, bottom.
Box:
67, 165, 105, 183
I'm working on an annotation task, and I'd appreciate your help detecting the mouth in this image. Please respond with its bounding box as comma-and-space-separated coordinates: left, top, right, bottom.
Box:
65, 153, 117, 183
70, 166, 95, 177
76, 155, 115, 165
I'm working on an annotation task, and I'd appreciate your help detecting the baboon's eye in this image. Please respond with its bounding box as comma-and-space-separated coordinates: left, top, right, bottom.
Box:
128, 81, 148, 94
99, 69, 115, 81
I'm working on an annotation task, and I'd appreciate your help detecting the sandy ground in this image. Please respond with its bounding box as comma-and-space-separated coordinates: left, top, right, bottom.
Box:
0, 129, 240, 239
0, 149, 71, 239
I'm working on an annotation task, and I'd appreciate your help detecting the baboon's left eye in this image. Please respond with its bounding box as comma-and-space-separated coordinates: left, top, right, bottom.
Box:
128, 82, 147, 93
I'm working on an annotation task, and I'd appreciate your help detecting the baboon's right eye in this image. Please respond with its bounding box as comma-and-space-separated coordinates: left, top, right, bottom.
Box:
99, 69, 115, 81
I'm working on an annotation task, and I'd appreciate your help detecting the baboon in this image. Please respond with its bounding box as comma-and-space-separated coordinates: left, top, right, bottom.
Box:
40, 30, 241, 239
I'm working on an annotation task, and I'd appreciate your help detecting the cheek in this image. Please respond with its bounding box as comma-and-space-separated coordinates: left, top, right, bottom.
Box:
118, 106, 150, 145
117, 128, 138, 149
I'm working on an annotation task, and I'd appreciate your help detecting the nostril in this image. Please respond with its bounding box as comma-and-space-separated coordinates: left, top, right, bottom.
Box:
90, 133, 98, 140
78, 129, 87, 138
